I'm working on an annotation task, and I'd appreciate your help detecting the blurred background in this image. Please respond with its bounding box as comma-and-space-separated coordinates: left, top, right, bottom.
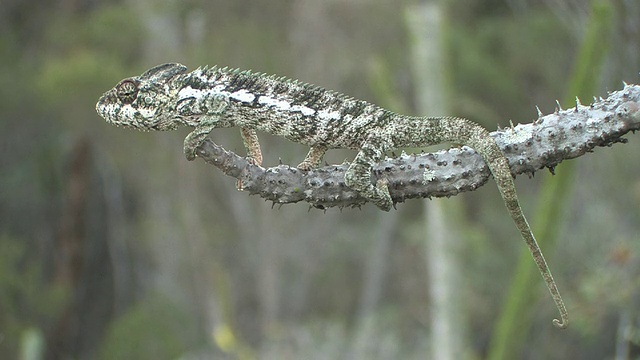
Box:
2, 0, 640, 359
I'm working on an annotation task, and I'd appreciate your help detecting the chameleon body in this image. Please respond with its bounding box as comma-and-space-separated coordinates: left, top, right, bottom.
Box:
96, 63, 568, 328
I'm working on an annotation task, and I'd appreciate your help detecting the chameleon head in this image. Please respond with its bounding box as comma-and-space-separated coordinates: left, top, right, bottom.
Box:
96, 63, 188, 131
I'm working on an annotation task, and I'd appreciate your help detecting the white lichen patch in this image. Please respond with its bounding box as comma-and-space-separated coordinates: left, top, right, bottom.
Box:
422, 168, 436, 184
501, 125, 533, 144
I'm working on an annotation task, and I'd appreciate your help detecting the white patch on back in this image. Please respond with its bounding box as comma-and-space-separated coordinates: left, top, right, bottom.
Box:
317, 109, 341, 121
230, 89, 256, 103
178, 82, 317, 116
258, 95, 316, 116
291, 105, 316, 116
258, 95, 291, 109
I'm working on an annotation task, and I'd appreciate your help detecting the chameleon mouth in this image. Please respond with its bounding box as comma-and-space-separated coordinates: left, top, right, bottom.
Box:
96, 91, 116, 121
96, 91, 140, 129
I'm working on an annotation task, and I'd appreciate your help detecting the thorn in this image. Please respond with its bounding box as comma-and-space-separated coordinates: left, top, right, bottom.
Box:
278, 157, 283, 165
547, 166, 556, 175
509, 120, 515, 129
623, 80, 629, 87
536, 105, 544, 118
556, 100, 563, 111
593, 96, 598, 104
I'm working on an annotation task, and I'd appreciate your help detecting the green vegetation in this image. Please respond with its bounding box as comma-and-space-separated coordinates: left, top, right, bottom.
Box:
1, 0, 639, 358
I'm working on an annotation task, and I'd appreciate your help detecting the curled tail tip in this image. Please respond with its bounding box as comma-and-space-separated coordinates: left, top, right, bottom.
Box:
552, 317, 569, 329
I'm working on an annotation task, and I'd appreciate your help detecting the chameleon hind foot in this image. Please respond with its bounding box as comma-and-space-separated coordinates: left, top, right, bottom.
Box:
344, 168, 393, 211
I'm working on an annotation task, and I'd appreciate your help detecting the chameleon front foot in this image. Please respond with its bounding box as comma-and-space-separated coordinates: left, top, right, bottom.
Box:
184, 125, 217, 161
184, 146, 198, 161
184, 138, 203, 161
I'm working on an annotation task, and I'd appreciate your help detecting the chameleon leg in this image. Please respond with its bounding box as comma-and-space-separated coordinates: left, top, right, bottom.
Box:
184, 124, 217, 160
240, 127, 263, 166
345, 134, 393, 211
297, 146, 327, 171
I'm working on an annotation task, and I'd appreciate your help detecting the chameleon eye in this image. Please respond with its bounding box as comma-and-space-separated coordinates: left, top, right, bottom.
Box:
116, 80, 139, 104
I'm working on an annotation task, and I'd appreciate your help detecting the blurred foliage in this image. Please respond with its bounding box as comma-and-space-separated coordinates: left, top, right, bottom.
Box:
0, 235, 68, 359
98, 294, 197, 360
37, 5, 144, 116
1, 0, 639, 359
448, 8, 575, 125
43, 4, 144, 60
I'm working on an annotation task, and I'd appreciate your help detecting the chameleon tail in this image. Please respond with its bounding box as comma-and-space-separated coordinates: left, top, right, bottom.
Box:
465, 124, 569, 329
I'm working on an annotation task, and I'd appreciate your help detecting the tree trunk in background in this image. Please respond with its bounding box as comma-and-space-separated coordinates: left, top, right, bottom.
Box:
132, 0, 184, 300
349, 212, 399, 359
407, 2, 465, 359
132, 0, 224, 342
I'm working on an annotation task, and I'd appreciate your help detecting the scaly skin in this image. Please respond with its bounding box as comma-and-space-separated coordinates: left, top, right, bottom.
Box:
96, 63, 568, 328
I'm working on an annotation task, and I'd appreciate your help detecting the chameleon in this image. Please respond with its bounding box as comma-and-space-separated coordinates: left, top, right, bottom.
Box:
96, 63, 568, 328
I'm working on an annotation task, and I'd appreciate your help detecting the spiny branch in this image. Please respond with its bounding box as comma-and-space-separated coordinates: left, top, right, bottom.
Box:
195, 84, 640, 209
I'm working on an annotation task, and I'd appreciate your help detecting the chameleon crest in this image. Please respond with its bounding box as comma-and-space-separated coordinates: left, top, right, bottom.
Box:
97, 63, 568, 328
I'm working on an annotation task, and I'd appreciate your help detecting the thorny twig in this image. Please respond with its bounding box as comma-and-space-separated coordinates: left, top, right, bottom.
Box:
196, 84, 640, 210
